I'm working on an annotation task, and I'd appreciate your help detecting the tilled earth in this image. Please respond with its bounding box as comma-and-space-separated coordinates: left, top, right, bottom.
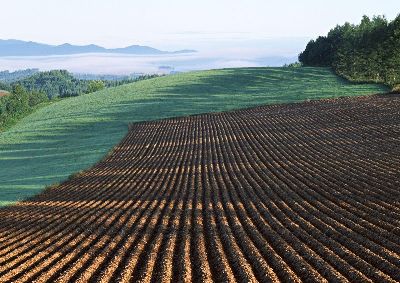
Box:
0, 94, 399, 282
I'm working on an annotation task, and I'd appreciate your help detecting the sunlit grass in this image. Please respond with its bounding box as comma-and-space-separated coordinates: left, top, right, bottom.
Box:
0, 67, 389, 206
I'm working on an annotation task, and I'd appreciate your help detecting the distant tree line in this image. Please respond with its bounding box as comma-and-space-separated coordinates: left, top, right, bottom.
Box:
74, 73, 146, 81
299, 14, 400, 91
104, 74, 161, 88
0, 69, 162, 130
0, 69, 39, 83
283, 62, 302, 68
2, 70, 162, 99
14, 70, 90, 98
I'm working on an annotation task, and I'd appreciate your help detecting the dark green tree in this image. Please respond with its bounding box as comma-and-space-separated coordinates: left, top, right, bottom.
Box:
299, 14, 400, 90
86, 80, 105, 93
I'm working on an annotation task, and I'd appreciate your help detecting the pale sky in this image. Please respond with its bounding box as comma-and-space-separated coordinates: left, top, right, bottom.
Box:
0, 0, 399, 50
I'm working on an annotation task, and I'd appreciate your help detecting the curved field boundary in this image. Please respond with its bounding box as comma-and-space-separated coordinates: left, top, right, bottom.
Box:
0, 67, 389, 206
0, 94, 399, 282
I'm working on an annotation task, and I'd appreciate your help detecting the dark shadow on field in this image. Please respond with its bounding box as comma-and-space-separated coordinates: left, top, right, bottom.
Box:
0, 67, 389, 205
1, 93, 400, 276
1, 92, 399, 283
152, 68, 389, 105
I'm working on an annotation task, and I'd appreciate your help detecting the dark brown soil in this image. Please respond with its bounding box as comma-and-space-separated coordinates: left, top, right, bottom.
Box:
0, 94, 399, 282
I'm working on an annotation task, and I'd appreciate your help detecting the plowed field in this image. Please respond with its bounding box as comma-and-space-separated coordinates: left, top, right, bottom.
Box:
0, 94, 399, 282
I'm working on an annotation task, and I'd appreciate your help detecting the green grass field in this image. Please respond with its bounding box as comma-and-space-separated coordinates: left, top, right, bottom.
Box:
0, 67, 389, 206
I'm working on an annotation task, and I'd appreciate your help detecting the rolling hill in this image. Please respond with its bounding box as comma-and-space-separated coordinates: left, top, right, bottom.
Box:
0, 93, 399, 281
0, 67, 389, 206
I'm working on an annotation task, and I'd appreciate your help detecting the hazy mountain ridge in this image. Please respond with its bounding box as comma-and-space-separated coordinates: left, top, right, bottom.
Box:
0, 39, 196, 56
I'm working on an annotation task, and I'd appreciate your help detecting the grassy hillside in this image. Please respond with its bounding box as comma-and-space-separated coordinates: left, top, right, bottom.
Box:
0, 67, 388, 206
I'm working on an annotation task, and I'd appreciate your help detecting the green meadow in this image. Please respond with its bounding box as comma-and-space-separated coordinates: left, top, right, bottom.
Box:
0, 67, 389, 206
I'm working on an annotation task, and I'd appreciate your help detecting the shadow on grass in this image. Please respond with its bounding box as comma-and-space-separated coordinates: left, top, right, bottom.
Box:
0, 67, 389, 205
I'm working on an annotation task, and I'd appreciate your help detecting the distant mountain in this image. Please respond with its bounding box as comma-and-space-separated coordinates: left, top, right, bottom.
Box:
0, 39, 196, 56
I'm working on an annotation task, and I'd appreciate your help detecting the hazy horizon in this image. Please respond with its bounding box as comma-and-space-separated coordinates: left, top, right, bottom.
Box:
0, 0, 398, 74
0, 37, 303, 75
0, 0, 398, 49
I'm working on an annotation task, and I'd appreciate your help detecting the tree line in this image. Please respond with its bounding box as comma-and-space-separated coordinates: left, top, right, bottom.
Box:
299, 14, 400, 91
14, 70, 92, 98
0, 70, 161, 99
0, 69, 39, 83
0, 69, 161, 130
0, 85, 48, 130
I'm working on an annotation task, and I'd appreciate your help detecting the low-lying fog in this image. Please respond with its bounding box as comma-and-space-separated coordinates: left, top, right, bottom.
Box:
0, 38, 308, 75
